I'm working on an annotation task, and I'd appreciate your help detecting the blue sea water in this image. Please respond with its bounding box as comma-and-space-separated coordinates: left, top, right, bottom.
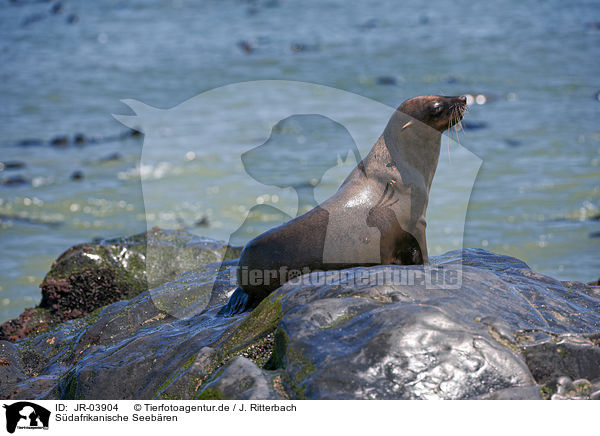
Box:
0, 0, 599, 322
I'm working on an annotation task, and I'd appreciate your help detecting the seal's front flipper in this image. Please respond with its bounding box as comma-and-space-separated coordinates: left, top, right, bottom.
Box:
218, 287, 253, 317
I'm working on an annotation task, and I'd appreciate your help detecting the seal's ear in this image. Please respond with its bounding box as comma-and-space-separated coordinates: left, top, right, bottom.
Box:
112, 99, 161, 134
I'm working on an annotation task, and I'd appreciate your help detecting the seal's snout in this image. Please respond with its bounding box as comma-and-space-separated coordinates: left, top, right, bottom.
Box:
455, 95, 467, 112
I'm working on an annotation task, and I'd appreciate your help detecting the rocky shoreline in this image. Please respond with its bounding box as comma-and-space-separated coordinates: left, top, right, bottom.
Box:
1, 229, 599, 400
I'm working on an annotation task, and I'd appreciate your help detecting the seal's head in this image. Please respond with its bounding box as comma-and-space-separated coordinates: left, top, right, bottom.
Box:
398, 95, 467, 132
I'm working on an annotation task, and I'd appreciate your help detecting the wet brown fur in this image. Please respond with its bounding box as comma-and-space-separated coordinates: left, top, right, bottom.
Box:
236, 95, 467, 301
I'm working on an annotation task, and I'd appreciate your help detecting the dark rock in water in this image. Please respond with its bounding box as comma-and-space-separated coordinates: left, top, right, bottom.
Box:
586, 22, 600, 30
21, 13, 46, 27
589, 231, 600, 238
16, 138, 43, 147
70, 170, 84, 181
0, 236, 598, 400
66, 13, 79, 24
128, 128, 142, 138
73, 133, 86, 145
376, 76, 397, 86
504, 138, 522, 147
462, 120, 488, 130
99, 152, 122, 163
0, 161, 26, 171
358, 18, 379, 30
0, 214, 62, 228
195, 216, 210, 227
237, 40, 256, 54
50, 135, 69, 147
290, 43, 318, 53
50, 2, 62, 14
1, 175, 29, 186
290, 43, 306, 52
0, 229, 235, 343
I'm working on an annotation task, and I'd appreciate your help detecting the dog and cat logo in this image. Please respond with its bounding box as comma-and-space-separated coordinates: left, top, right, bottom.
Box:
2, 402, 50, 433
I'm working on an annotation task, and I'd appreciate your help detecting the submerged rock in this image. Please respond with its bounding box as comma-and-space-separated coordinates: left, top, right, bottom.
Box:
0, 175, 29, 186
462, 120, 488, 130
376, 76, 397, 86
50, 136, 69, 147
0, 235, 599, 400
70, 170, 84, 180
0, 161, 26, 171
16, 139, 43, 147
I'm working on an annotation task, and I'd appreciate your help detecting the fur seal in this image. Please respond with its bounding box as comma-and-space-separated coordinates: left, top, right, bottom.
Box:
220, 95, 467, 316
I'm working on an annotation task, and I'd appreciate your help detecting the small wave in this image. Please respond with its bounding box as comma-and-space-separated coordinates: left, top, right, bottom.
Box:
118, 162, 183, 181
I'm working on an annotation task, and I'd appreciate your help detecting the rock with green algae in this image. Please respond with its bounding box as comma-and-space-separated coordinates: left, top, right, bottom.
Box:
0, 280, 242, 399
1, 241, 600, 400
0, 228, 239, 342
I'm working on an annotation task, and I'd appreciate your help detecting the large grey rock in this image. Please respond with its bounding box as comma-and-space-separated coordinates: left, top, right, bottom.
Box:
0, 241, 599, 400
261, 250, 600, 399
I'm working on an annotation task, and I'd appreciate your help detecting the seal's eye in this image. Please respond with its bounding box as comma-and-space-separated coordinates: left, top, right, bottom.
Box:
431, 102, 443, 115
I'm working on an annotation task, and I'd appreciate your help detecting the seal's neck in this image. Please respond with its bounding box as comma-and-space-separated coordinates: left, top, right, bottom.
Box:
369, 110, 442, 192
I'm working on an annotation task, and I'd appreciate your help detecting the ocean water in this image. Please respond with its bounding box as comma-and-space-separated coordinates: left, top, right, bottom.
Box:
1, 0, 599, 323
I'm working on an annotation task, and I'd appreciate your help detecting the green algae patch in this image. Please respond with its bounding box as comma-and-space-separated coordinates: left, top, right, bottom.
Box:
262, 327, 314, 399
154, 347, 222, 400
539, 384, 555, 400
60, 369, 81, 400
188, 294, 285, 392
320, 312, 358, 330
264, 328, 289, 370
153, 353, 200, 399
487, 326, 520, 353
196, 388, 225, 400
221, 245, 243, 262
288, 346, 316, 385
219, 294, 283, 358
